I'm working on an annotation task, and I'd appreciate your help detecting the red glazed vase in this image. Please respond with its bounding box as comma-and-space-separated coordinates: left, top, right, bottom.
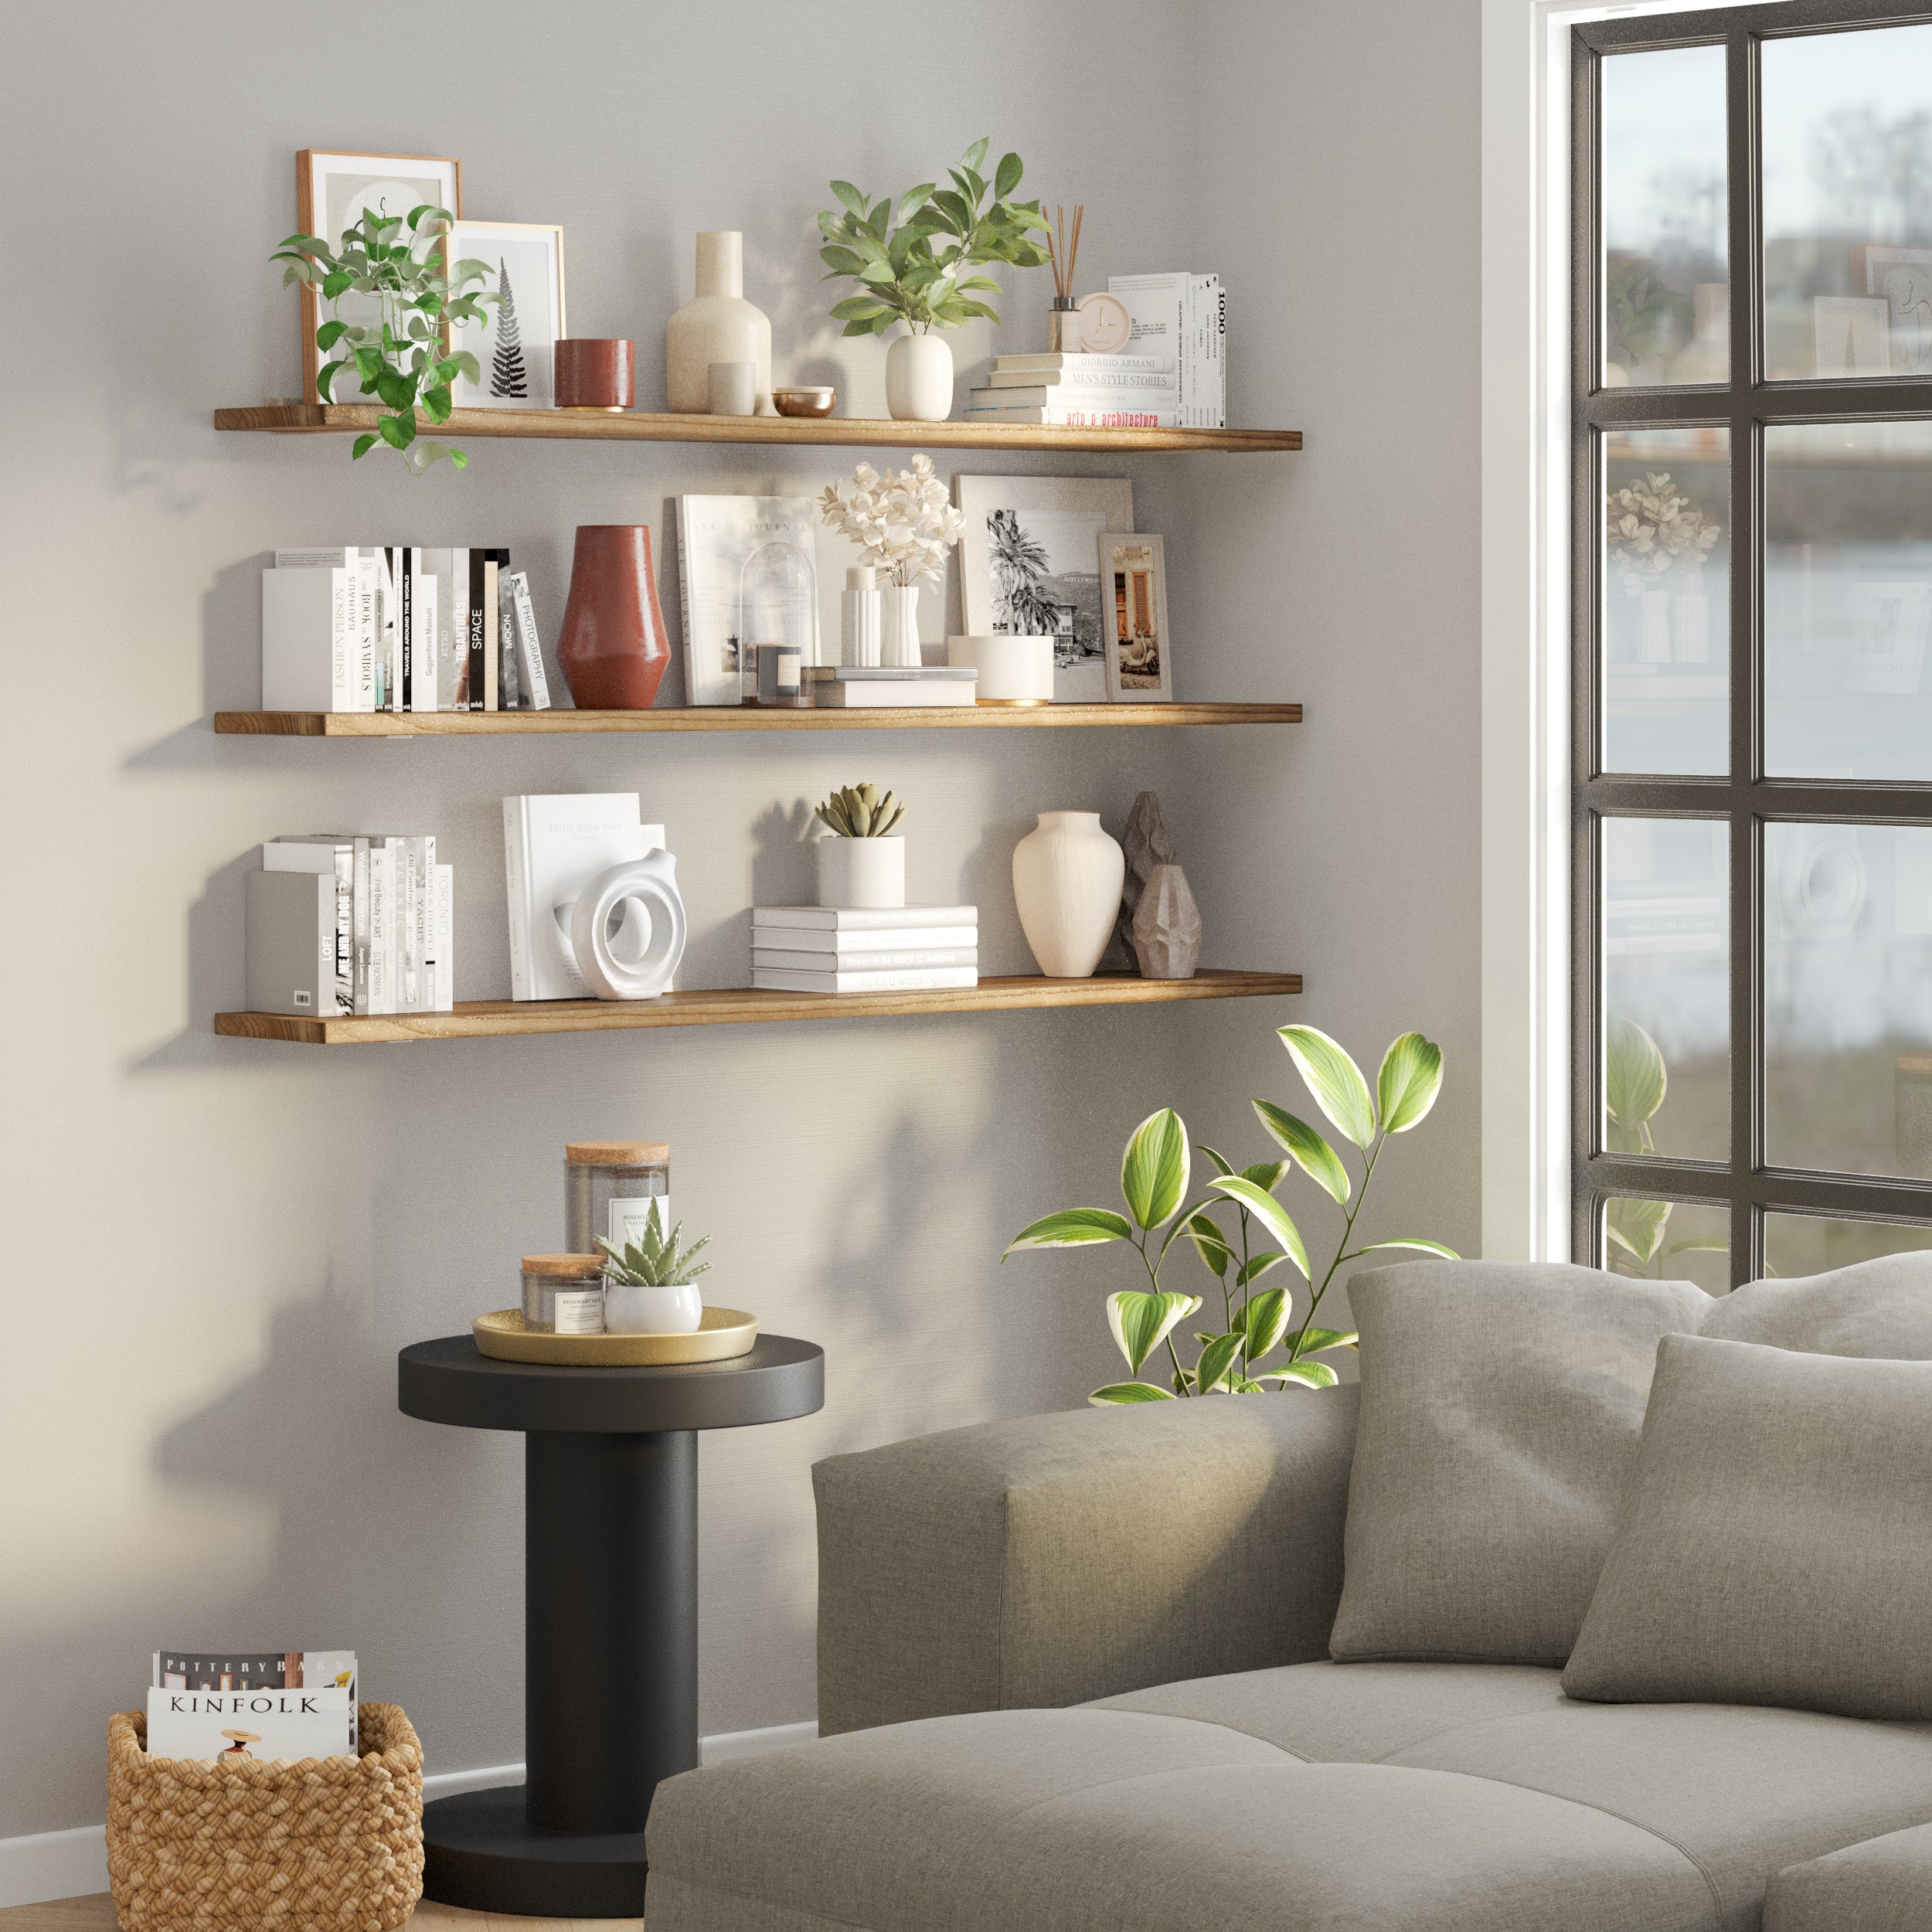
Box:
555, 338, 634, 410
556, 526, 671, 709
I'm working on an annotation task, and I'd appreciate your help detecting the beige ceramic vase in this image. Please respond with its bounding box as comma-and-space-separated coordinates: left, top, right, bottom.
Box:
1012, 811, 1125, 978
666, 232, 771, 413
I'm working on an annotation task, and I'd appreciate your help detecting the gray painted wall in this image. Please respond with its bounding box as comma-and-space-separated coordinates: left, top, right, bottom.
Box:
0, 0, 1481, 1837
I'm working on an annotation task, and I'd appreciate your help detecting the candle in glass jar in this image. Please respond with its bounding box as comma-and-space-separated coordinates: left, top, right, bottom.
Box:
565, 1141, 672, 1255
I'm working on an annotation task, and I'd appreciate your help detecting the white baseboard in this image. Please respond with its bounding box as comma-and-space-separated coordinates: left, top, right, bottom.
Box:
0, 1720, 818, 1909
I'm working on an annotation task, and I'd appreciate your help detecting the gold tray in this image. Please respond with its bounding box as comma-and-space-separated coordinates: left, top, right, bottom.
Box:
473, 1307, 759, 1366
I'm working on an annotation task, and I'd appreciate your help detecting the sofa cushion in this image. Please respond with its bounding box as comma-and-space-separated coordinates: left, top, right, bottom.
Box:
645, 1707, 1714, 1932
1329, 1259, 1710, 1666
1702, 1251, 1932, 1359
1564, 1334, 1932, 1723
1764, 1820, 1932, 1930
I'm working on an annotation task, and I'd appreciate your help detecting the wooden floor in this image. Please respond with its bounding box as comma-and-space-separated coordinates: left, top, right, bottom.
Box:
0, 1897, 640, 1932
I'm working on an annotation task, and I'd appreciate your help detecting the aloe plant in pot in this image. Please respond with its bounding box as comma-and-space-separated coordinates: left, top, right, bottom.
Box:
1004, 1025, 1458, 1403
600, 1202, 712, 1335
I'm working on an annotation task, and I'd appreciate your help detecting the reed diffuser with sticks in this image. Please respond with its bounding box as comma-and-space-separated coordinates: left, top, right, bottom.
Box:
1046, 203, 1085, 352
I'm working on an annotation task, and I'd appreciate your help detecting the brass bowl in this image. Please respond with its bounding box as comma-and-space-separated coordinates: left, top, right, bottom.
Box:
773, 387, 838, 419
472, 1307, 760, 1366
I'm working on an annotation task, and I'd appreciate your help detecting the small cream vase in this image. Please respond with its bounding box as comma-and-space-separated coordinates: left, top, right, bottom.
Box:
949, 634, 1055, 704
1012, 811, 1125, 978
885, 333, 954, 421
818, 836, 906, 909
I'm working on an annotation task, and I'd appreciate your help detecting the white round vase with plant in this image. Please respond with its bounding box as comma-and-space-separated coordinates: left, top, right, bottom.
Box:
600, 1202, 710, 1335
819, 455, 964, 666
816, 138, 1050, 422
814, 782, 907, 910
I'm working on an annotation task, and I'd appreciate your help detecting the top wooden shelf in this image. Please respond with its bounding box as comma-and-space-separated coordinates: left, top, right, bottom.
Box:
213, 403, 1302, 456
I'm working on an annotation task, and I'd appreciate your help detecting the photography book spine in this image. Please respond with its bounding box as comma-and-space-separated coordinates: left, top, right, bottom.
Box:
503, 798, 533, 1001
507, 571, 553, 709
467, 549, 487, 711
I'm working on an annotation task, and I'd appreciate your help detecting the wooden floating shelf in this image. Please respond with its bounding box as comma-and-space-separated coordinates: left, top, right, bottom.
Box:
213, 701, 1303, 738
214, 969, 1302, 1045
213, 403, 1302, 456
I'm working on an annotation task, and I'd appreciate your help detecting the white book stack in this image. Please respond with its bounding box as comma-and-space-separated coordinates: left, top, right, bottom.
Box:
248, 835, 452, 1018
750, 906, 979, 993
1105, 274, 1226, 428
805, 666, 978, 707
964, 352, 1179, 427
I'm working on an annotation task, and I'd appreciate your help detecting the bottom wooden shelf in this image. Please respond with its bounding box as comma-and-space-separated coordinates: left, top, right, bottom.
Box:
213, 969, 1302, 1045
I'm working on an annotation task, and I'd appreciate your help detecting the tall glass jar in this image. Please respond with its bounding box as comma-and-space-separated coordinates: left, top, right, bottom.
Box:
522, 1254, 606, 1335
565, 1141, 671, 1256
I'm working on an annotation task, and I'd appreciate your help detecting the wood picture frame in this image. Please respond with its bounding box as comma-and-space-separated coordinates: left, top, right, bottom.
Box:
294, 150, 463, 401
1098, 532, 1173, 702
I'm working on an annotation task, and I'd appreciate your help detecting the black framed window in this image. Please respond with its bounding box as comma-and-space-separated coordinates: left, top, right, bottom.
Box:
1573, 0, 1932, 1289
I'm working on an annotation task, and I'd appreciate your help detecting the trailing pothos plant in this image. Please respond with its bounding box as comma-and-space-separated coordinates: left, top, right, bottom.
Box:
1603, 1013, 1729, 1278
817, 137, 1050, 337
1004, 1026, 1458, 1404
272, 203, 496, 473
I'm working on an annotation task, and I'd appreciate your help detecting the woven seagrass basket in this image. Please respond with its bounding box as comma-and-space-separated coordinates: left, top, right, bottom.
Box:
106, 1702, 423, 1932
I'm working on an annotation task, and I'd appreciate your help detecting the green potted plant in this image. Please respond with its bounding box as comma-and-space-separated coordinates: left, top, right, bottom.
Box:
1005, 1024, 1457, 1402
600, 1202, 712, 1335
271, 203, 496, 473
817, 138, 1049, 422
815, 782, 906, 910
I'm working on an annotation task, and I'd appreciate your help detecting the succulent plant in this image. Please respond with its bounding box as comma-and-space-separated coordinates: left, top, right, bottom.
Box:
599, 1201, 712, 1287
816, 783, 906, 838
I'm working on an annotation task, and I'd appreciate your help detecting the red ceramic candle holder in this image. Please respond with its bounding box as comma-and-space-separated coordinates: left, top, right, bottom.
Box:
555, 339, 634, 412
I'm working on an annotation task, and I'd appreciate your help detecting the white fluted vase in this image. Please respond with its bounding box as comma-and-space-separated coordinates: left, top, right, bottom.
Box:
1012, 811, 1126, 978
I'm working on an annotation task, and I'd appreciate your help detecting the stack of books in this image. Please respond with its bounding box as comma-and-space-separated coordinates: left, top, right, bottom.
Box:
1107, 273, 1225, 428
751, 905, 979, 992
805, 665, 978, 708
263, 546, 552, 715
249, 835, 452, 1018
148, 1648, 359, 1762
964, 352, 1178, 427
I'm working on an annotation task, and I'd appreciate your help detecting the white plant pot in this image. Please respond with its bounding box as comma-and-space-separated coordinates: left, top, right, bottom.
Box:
882, 584, 922, 668
949, 634, 1055, 704
603, 1279, 702, 1335
1012, 811, 1126, 978
818, 836, 906, 909
886, 332, 954, 421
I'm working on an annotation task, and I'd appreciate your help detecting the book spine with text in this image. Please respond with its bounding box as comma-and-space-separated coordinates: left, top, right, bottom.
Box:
467, 550, 487, 711
503, 798, 532, 1000
507, 571, 553, 709
434, 864, 454, 1011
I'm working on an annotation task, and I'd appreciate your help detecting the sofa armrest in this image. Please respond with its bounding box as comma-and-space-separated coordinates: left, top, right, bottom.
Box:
813, 1385, 1359, 1735
1764, 1821, 1932, 1930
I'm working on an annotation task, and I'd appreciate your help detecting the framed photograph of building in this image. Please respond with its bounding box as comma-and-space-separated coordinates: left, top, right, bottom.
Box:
1099, 532, 1172, 702
447, 221, 566, 409
954, 475, 1134, 702
294, 151, 462, 402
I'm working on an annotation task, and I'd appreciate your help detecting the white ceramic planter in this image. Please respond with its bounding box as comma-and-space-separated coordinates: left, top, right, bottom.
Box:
604, 1279, 703, 1335
886, 332, 954, 421
666, 232, 772, 413
949, 634, 1055, 704
1012, 811, 1126, 978
818, 835, 906, 909
882, 584, 922, 667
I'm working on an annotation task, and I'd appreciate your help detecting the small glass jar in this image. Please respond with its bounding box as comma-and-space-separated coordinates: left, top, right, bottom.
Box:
565, 1141, 671, 1257
522, 1254, 607, 1335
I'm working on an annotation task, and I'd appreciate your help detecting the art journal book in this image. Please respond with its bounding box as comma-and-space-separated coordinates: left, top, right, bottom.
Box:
675, 496, 823, 706
505, 794, 665, 1000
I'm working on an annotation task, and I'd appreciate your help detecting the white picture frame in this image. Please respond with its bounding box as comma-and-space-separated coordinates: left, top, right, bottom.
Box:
295, 151, 461, 403
1862, 246, 1932, 375
1099, 533, 1173, 702
1813, 294, 1890, 378
447, 221, 566, 410
954, 475, 1134, 702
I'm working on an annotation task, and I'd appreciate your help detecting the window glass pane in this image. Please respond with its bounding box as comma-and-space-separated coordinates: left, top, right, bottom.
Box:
1763, 24, 1932, 381
1603, 817, 1730, 1162
1764, 1213, 1932, 1277
1766, 821, 1932, 1178
1766, 422, 1932, 780
1604, 1197, 1730, 1294
1604, 429, 1729, 774
1602, 46, 1730, 386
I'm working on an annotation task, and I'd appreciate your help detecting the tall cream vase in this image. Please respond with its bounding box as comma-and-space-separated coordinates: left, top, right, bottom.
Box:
667, 232, 771, 413
1012, 811, 1125, 978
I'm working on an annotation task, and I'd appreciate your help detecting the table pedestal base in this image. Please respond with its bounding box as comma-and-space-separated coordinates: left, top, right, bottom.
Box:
421, 1785, 651, 1917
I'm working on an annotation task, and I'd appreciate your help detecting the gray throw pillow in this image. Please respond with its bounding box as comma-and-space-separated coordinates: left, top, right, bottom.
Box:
1329, 1260, 1711, 1668
1563, 1332, 1932, 1723
1702, 1251, 1932, 1359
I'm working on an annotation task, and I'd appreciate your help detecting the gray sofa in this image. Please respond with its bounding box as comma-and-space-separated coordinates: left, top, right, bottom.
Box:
646, 1260, 1932, 1930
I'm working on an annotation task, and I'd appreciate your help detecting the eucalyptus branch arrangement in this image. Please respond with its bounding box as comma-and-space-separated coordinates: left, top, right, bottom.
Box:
272, 203, 496, 473
817, 454, 964, 587
1005, 1025, 1457, 1403
815, 783, 905, 838
817, 138, 1050, 337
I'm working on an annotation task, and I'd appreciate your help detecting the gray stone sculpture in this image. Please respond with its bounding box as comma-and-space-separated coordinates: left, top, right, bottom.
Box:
1132, 863, 1202, 980
1117, 790, 1178, 962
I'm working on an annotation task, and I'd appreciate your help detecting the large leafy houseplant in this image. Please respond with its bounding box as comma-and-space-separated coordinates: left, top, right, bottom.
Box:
817, 138, 1049, 337
1603, 1014, 1728, 1277
272, 203, 496, 473
1005, 1026, 1458, 1403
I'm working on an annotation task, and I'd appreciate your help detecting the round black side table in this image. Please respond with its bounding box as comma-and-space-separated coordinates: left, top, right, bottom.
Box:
397, 1332, 825, 1917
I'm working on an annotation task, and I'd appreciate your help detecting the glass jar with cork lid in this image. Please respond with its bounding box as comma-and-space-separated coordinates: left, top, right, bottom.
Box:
521, 1254, 607, 1335
566, 1141, 671, 1257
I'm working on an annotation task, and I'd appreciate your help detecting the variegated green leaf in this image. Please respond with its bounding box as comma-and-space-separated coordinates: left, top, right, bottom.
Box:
1209, 1175, 1311, 1279
1002, 1209, 1131, 1257
1121, 1108, 1190, 1230
1295, 1326, 1358, 1352
1278, 1026, 1376, 1148
1377, 1031, 1445, 1134
1106, 1291, 1202, 1375
1089, 1381, 1175, 1404
1240, 1287, 1291, 1357
1350, 1238, 1461, 1262
1262, 1359, 1339, 1389
1194, 1332, 1243, 1394
1253, 1100, 1352, 1203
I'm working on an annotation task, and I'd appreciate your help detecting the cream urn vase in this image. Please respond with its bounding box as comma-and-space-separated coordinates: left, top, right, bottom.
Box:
885, 332, 954, 422
667, 232, 771, 413
1012, 811, 1126, 978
